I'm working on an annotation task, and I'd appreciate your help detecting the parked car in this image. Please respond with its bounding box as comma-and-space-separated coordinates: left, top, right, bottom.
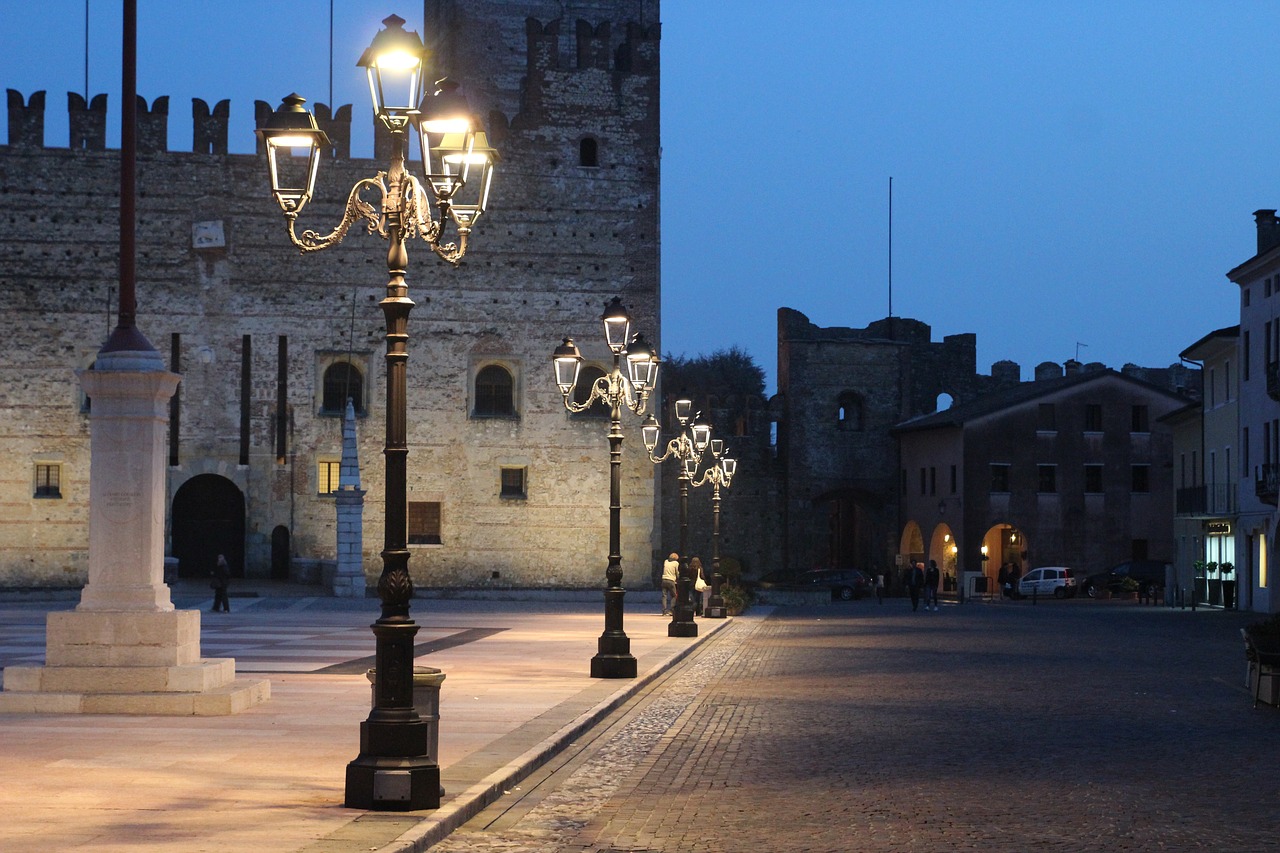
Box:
798, 568, 872, 601
1083, 560, 1171, 598
1016, 567, 1078, 599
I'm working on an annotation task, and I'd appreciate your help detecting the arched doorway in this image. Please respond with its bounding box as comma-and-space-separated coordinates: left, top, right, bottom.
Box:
980, 523, 1029, 589
929, 523, 959, 592
171, 475, 245, 579
271, 525, 291, 581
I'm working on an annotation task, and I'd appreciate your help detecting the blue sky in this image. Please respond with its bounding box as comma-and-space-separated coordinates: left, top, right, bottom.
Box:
1, 2, 1269, 393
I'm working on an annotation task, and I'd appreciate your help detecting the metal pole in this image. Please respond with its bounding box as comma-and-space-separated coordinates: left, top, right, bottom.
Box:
591, 359, 636, 678
670, 473, 697, 637
345, 132, 438, 811
704, 479, 726, 618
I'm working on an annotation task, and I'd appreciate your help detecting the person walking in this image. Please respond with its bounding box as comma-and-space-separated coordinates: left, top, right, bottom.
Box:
924, 559, 941, 611
907, 560, 924, 611
211, 554, 231, 613
692, 556, 709, 616
875, 572, 885, 604
661, 552, 679, 616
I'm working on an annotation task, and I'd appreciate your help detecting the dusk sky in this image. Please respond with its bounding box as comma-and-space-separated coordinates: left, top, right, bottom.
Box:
1, 2, 1269, 394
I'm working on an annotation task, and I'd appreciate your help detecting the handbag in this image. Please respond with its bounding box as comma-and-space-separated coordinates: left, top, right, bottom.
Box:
695, 575, 707, 592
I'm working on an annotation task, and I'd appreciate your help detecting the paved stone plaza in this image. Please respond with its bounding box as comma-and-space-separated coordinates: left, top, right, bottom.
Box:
0, 589, 1275, 852
440, 599, 1277, 853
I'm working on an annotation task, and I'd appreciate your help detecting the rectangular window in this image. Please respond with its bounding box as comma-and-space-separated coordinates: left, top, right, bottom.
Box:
1131, 464, 1150, 493
500, 466, 527, 499
990, 463, 1010, 493
929, 466, 937, 496
317, 459, 341, 495
1225, 361, 1231, 402
34, 463, 62, 499
1209, 369, 1216, 408
1037, 403, 1056, 431
1084, 464, 1104, 494
919, 468, 926, 496
408, 501, 442, 545
1084, 404, 1102, 432
1245, 331, 1251, 382
1244, 288, 1251, 308
1131, 405, 1149, 433
950, 464, 957, 494
1037, 464, 1057, 493
1244, 427, 1250, 476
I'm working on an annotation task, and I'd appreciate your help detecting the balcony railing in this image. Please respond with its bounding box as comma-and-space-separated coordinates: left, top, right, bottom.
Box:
1256, 463, 1279, 506
1176, 483, 1237, 516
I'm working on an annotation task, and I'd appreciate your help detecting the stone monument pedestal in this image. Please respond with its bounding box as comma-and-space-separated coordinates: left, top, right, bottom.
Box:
0, 349, 268, 716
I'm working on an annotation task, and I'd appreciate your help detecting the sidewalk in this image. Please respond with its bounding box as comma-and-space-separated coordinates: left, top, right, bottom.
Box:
0, 584, 738, 853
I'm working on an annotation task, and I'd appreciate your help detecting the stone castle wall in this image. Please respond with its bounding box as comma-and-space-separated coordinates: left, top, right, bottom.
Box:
0, 1, 661, 590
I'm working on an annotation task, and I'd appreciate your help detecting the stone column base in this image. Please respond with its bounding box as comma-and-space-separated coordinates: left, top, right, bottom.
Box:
0, 609, 270, 716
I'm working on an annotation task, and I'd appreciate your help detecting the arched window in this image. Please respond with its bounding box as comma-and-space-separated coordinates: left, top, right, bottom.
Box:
936, 392, 955, 411
322, 362, 364, 414
579, 137, 599, 167
837, 391, 863, 431
572, 365, 609, 417
475, 364, 515, 417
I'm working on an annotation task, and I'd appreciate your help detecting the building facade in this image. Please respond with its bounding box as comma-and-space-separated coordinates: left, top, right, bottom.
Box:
1227, 209, 1280, 613
895, 366, 1194, 593
0, 1, 662, 590
1169, 327, 1239, 607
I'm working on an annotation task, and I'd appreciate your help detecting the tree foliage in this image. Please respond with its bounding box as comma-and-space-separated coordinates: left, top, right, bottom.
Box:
661, 346, 766, 401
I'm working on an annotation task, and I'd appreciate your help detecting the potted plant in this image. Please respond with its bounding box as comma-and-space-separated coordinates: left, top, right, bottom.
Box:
1117, 576, 1140, 600
1244, 613, 1280, 706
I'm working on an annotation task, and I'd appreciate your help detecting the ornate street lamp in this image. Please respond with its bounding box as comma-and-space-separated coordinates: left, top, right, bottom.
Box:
552, 297, 659, 678
257, 13, 497, 812
690, 440, 737, 618
642, 399, 712, 637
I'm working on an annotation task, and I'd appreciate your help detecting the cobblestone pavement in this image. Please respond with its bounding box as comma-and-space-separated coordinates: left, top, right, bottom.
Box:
434, 600, 1279, 853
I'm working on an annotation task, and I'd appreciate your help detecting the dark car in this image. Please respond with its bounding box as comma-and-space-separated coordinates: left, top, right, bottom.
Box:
1083, 560, 1171, 598
798, 568, 872, 601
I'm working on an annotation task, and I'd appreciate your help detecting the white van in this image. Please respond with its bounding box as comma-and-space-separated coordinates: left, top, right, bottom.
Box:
1017, 567, 1077, 599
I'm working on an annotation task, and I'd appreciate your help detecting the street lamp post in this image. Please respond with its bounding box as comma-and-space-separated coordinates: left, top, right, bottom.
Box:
642, 399, 711, 637
257, 14, 496, 811
552, 298, 659, 678
691, 441, 736, 618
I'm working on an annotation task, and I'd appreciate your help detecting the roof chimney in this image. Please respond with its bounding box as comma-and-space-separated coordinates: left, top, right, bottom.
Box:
1255, 209, 1280, 255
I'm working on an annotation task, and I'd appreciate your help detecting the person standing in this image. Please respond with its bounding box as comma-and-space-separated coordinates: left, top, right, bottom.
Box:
692, 556, 709, 616
924, 560, 941, 611
875, 572, 885, 604
907, 560, 924, 611
211, 554, 231, 613
661, 552, 679, 616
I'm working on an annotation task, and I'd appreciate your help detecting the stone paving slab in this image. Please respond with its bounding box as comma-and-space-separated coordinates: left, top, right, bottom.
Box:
0, 594, 728, 853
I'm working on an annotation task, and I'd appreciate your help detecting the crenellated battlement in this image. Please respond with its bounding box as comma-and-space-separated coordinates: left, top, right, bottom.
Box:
5, 87, 355, 158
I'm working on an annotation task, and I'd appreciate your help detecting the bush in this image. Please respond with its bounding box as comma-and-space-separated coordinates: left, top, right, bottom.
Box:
1119, 577, 1140, 593
719, 583, 753, 616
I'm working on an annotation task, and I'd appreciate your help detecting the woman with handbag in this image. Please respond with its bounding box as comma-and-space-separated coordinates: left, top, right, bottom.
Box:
692, 556, 709, 617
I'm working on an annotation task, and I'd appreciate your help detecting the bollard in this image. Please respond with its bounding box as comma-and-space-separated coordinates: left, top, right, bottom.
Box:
367, 666, 446, 773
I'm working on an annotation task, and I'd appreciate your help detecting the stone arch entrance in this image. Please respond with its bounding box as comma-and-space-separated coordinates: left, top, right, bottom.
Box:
171, 474, 245, 579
